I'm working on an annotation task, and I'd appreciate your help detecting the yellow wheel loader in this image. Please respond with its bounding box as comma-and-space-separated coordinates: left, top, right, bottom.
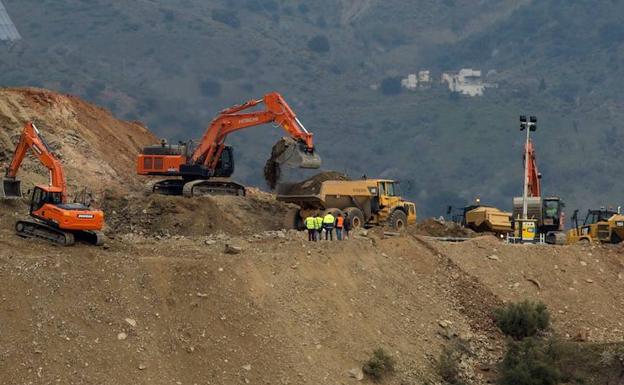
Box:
566, 208, 624, 244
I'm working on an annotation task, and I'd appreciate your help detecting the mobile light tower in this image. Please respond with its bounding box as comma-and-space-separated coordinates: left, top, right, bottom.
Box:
517, 115, 538, 242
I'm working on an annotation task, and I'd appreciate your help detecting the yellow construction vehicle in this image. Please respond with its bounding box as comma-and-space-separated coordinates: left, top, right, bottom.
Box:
566, 208, 624, 244
277, 178, 416, 230
464, 205, 513, 234
448, 199, 513, 235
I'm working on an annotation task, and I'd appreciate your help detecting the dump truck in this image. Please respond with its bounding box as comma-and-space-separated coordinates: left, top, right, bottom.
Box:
463, 205, 512, 234
448, 199, 512, 235
566, 208, 624, 244
277, 177, 416, 230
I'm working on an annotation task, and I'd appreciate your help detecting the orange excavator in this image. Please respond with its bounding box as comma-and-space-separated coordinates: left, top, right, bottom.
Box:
1, 122, 104, 246
137, 92, 321, 196
512, 128, 565, 242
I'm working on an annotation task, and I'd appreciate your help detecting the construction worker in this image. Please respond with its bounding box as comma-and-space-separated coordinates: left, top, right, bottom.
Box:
314, 213, 324, 241
323, 211, 336, 241
335, 213, 344, 241
305, 214, 316, 241
343, 213, 351, 240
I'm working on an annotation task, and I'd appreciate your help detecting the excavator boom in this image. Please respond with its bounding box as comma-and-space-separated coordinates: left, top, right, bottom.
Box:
524, 140, 541, 198
190, 92, 319, 170
2, 122, 67, 199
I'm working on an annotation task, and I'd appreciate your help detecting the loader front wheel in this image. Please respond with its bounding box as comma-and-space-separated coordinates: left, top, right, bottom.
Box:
389, 210, 407, 231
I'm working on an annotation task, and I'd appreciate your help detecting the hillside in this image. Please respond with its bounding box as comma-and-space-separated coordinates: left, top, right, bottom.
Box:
3, 1, 624, 217
0, 87, 156, 197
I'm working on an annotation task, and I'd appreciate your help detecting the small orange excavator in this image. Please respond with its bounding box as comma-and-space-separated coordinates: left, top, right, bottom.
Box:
137, 92, 321, 196
1, 122, 104, 246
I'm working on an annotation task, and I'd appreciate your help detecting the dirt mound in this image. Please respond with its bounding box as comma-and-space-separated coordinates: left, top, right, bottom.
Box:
277, 171, 350, 195
102, 188, 298, 237
263, 137, 288, 190
0, 87, 156, 197
412, 218, 475, 238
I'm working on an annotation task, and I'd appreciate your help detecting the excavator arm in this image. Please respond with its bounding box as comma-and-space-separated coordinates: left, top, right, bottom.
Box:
524, 140, 541, 198
2, 122, 67, 201
191, 92, 317, 170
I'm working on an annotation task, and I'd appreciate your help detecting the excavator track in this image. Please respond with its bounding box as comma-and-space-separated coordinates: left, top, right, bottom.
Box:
15, 220, 75, 246
15, 221, 104, 246
75, 230, 105, 246
152, 179, 186, 196
182, 178, 246, 197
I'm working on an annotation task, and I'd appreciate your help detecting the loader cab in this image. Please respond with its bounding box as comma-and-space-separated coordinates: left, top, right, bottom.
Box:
584, 209, 617, 226
30, 186, 62, 214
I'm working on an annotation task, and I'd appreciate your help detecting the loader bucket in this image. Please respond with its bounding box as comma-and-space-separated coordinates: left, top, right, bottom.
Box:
1, 178, 22, 199
273, 138, 322, 169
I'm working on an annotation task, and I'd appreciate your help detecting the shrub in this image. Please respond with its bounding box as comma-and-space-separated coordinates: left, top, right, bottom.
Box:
494, 300, 550, 340
211, 9, 240, 29
307, 35, 330, 53
437, 340, 470, 385
380, 77, 402, 95
500, 338, 560, 385
362, 348, 395, 381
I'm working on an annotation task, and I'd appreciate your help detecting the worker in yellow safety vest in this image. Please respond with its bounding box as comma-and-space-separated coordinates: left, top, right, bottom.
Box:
305, 215, 317, 241
323, 212, 336, 241
314, 213, 324, 241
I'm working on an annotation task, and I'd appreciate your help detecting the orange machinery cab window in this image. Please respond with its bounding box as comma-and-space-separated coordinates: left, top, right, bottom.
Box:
30, 187, 62, 214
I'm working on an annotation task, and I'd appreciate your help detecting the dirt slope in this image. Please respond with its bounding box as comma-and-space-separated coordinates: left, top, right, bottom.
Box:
0, 219, 503, 385
438, 236, 624, 343
0, 87, 157, 196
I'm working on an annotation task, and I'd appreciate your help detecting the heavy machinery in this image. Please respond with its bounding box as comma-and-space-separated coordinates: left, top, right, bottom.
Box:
1, 122, 104, 246
277, 177, 416, 230
512, 128, 565, 243
137, 92, 321, 197
566, 208, 624, 244
448, 199, 513, 235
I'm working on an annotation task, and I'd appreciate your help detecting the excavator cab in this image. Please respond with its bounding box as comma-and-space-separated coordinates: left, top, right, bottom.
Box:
29, 186, 62, 214
1, 177, 22, 199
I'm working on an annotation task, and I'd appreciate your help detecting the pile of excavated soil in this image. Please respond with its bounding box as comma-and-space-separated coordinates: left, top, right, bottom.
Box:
277, 171, 350, 196
102, 188, 299, 237
0, 87, 157, 197
412, 218, 476, 238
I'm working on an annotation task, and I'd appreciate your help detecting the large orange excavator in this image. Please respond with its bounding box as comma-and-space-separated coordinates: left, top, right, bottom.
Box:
1, 122, 104, 246
512, 136, 565, 241
137, 92, 321, 196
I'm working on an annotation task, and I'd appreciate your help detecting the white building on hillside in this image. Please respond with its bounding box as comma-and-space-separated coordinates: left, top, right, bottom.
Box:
401, 74, 418, 90
442, 69, 487, 96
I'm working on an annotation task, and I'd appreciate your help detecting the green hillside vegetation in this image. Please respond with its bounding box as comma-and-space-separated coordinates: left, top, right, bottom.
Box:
1, 0, 623, 217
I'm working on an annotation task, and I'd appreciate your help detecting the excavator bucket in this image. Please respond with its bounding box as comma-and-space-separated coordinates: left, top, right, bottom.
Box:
264, 138, 322, 190
0, 178, 22, 199
273, 137, 322, 169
